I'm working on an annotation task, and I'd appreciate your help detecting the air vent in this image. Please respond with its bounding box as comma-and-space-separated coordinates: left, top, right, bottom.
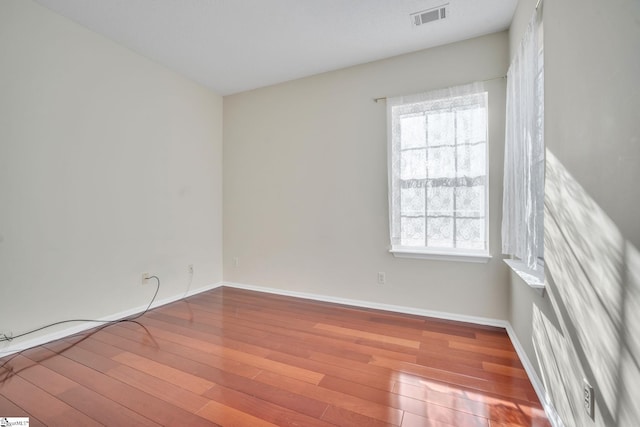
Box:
411, 4, 449, 27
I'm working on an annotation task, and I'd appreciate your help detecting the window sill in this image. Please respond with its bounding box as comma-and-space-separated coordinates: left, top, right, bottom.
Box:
390, 248, 492, 263
504, 259, 545, 292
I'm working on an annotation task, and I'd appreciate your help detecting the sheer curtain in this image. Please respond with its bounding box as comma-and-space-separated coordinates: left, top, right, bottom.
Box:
502, 8, 544, 270
387, 82, 488, 253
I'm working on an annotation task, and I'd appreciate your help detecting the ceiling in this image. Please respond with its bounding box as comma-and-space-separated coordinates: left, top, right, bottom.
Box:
35, 0, 519, 96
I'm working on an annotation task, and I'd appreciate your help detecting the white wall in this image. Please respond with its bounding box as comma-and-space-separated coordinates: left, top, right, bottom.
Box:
541, 0, 640, 422
0, 0, 223, 350
223, 32, 511, 320
511, 0, 640, 425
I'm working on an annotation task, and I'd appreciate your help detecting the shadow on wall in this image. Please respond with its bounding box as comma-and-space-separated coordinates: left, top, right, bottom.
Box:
533, 149, 639, 426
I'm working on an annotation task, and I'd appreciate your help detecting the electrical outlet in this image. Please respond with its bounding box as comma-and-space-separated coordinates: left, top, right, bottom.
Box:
583, 378, 594, 419
141, 272, 151, 285
188, 264, 194, 275
377, 272, 386, 285
233, 257, 239, 267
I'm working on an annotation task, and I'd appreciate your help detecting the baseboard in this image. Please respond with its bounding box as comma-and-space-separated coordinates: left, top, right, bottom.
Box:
0, 281, 224, 357
505, 324, 563, 427
222, 281, 508, 328
223, 280, 562, 426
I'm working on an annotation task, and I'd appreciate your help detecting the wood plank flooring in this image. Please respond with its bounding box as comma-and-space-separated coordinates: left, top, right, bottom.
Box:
0, 287, 551, 426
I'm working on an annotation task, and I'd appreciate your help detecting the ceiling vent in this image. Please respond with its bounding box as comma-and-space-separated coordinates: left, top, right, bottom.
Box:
410, 4, 448, 27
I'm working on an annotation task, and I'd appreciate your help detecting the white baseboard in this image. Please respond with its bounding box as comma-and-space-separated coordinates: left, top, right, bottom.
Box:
0, 281, 224, 357
222, 281, 508, 328
223, 280, 562, 427
505, 324, 563, 427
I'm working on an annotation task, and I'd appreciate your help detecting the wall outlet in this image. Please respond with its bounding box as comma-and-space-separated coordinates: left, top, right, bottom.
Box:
233, 257, 239, 267
377, 272, 386, 285
188, 264, 194, 275
583, 378, 594, 419
141, 272, 151, 285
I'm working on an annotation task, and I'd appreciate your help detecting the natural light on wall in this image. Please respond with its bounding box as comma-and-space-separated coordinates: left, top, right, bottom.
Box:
534, 149, 640, 426
387, 82, 490, 262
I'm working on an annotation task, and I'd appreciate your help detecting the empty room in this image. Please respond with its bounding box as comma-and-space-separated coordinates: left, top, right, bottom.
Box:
1, 0, 638, 426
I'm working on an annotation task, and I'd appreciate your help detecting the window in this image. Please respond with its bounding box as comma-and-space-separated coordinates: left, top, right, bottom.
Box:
387, 82, 490, 262
502, 8, 544, 274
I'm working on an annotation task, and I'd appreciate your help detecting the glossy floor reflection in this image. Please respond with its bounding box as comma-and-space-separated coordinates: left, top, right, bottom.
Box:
1, 287, 550, 426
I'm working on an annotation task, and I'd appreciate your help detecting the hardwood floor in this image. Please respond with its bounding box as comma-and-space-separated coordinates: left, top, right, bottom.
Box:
0, 287, 550, 426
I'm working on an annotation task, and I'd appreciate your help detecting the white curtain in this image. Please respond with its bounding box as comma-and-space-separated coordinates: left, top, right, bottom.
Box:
502, 8, 544, 269
387, 82, 488, 252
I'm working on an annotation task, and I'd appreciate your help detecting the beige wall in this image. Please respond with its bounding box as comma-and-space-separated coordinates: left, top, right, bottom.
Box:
0, 1, 223, 350
224, 32, 511, 320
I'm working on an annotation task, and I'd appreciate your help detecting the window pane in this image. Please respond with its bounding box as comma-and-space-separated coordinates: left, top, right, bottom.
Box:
401, 187, 425, 216
400, 149, 426, 180
400, 115, 426, 149
401, 216, 425, 247
456, 142, 486, 178
427, 146, 455, 178
427, 112, 454, 146
455, 218, 485, 250
456, 107, 487, 144
455, 185, 484, 218
427, 186, 453, 216
427, 217, 453, 248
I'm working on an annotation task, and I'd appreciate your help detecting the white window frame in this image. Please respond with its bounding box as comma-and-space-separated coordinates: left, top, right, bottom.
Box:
387, 83, 491, 263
